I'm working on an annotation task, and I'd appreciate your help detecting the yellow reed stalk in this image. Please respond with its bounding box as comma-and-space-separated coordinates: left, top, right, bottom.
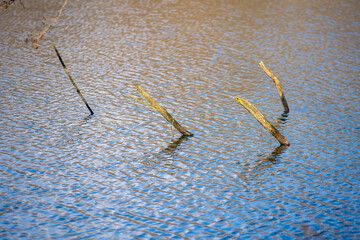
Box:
130, 86, 193, 136
235, 96, 289, 146
259, 61, 289, 114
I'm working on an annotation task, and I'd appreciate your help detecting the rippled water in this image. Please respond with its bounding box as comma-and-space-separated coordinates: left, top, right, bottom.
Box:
1, 0, 359, 239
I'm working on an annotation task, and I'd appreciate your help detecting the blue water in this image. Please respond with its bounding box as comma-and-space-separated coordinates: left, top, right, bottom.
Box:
0, 0, 359, 239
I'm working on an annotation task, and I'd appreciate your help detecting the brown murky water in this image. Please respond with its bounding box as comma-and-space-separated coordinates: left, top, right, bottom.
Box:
1, 0, 359, 238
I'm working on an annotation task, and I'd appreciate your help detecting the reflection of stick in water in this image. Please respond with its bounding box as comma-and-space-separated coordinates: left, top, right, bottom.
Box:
259, 61, 289, 114
265, 144, 289, 162
25, 0, 68, 48
53, 44, 94, 116
273, 112, 288, 130
238, 144, 289, 186
129, 86, 193, 136
159, 135, 189, 156
235, 96, 290, 146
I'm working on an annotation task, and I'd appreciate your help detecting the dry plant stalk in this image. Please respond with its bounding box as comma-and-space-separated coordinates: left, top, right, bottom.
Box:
130, 86, 193, 136
259, 61, 289, 114
53, 44, 94, 115
235, 96, 290, 146
25, 0, 68, 49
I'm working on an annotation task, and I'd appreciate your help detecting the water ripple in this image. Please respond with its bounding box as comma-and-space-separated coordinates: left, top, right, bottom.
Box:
1, 0, 360, 239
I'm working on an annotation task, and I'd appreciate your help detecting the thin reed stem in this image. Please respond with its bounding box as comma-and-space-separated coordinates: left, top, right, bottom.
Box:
259, 61, 290, 114
53, 44, 94, 115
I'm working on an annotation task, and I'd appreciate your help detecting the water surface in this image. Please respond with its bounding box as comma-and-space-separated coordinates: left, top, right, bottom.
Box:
0, 0, 359, 239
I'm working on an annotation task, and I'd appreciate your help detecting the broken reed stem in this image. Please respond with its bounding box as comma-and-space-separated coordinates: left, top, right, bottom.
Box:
130, 86, 193, 136
26, 0, 68, 48
259, 61, 289, 114
53, 44, 94, 115
235, 97, 290, 146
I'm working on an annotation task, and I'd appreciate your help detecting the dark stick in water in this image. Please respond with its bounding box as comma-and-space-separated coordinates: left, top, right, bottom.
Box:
53, 44, 94, 115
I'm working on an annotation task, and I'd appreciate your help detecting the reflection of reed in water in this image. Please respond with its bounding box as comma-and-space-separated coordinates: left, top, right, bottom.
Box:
273, 112, 289, 131
83, 114, 94, 121
158, 135, 190, 157
237, 144, 289, 186
137, 135, 190, 165
264, 144, 289, 163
